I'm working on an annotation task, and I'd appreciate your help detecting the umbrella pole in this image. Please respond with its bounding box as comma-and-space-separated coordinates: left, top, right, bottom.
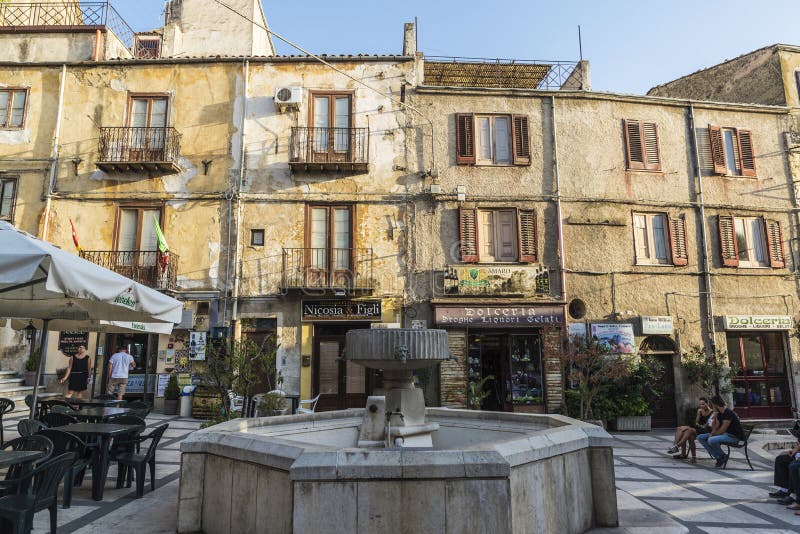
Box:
29, 319, 49, 420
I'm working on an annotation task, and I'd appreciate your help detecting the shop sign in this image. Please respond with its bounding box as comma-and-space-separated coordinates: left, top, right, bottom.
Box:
568, 322, 587, 342
724, 315, 793, 330
641, 316, 674, 335
434, 305, 564, 327
125, 374, 155, 394
444, 265, 550, 295
57, 331, 90, 357
590, 323, 635, 353
301, 300, 382, 322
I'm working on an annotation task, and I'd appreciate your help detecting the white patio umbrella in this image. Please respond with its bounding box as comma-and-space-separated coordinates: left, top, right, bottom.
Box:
0, 221, 182, 417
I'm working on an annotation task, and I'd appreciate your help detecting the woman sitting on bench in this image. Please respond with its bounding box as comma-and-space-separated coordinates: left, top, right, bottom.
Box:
667, 397, 713, 464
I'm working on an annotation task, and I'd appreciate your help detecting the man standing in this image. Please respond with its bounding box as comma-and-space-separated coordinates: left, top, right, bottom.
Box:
107, 346, 135, 400
698, 395, 745, 468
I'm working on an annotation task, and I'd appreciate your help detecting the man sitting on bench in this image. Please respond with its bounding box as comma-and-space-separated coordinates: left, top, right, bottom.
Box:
769, 423, 800, 507
697, 395, 745, 468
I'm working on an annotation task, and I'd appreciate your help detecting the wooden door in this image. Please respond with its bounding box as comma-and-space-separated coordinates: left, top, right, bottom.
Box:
646, 354, 677, 428
313, 335, 367, 411
310, 94, 352, 163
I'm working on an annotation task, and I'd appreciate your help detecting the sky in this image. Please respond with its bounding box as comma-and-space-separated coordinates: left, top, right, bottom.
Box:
117, 0, 800, 95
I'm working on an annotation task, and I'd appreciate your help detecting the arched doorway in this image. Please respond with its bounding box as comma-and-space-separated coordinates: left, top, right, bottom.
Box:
640, 336, 678, 428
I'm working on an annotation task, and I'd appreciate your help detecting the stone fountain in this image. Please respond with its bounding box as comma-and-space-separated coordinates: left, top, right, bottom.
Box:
177, 329, 619, 534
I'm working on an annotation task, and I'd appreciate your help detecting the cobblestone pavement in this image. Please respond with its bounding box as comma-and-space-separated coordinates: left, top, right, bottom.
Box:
591, 429, 800, 534
1, 410, 202, 534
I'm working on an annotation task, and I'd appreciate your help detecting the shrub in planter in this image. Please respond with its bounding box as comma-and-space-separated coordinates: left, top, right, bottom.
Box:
164, 374, 180, 415
256, 392, 288, 417
23, 349, 40, 386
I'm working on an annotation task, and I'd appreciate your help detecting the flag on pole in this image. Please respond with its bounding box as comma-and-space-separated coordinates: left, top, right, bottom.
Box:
154, 216, 169, 271
68, 217, 82, 253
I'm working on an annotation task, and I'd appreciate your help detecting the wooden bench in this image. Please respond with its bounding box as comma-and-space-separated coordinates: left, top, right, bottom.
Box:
721, 424, 754, 470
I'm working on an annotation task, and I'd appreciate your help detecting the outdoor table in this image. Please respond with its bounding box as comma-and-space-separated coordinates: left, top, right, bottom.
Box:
58, 422, 144, 501
64, 407, 133, 423
70, 398, 127, 409
0, 450, 44, 469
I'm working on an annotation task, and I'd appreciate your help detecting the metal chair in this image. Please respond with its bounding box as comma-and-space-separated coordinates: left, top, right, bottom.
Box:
38, 430, 94, 509
39, 413, 78, 428
297, 394, 320, 415
0, 398, 15, 446
16, 420, 47, 437
0, 452, 76, 534
114, 424, 169, 498
228, 391, 244, 414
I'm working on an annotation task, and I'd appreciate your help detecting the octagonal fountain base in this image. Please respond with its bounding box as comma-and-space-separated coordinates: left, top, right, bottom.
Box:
177, 409, 618, 534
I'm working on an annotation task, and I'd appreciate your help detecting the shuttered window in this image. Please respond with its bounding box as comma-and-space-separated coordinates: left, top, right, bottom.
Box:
633, 212, 688, 266
624, 120, 661, 171
708, 125, 756, 177
459, 207, 537, 263
456, 114, 530, 166
719, 215, 783, 268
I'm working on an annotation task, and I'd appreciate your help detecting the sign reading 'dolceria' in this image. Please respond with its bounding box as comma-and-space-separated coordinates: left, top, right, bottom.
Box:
434, 305, 564, 327
301, 300, 382, 321
724, 315, 793, 330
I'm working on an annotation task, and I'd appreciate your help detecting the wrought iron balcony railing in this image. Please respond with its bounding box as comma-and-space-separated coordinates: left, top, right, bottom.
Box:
0, 2, 149, 53
281, 248, 375, 292
289, 127, 369, 173
96, 126, 182, 176
80, 250, 179, 291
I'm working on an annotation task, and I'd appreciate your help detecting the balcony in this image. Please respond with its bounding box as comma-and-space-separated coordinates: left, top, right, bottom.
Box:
96, 127, 182, 176
80, 250, 179, 291
281, 248, 375, 293
289, 127, 369, 174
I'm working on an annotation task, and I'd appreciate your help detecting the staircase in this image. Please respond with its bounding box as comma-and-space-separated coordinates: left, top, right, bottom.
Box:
0, 370, 61, 414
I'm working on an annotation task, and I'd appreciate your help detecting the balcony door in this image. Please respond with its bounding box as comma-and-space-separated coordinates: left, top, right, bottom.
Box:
306, 205, 353, 288
116, 207, 162, 285
128, 96, 168, 161
310, 93, 352, 163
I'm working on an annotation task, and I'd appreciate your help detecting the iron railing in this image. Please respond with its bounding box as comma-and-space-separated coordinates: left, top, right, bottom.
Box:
281, 248, 374, 291
289, 127, 369, 165
98, 126, 181, 164
0, 2, 138, 49
424, 56, 584, 90
80, 250, 179, 291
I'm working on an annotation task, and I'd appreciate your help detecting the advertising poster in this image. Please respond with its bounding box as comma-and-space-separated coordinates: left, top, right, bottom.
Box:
189, 331, 207, 361
568, 323, 587, 344
590, 323, 635, 354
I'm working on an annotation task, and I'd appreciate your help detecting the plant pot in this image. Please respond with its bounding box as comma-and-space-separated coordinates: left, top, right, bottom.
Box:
23, 371, 38, 387
164, 399, 179, 415
613, 415, 651, 432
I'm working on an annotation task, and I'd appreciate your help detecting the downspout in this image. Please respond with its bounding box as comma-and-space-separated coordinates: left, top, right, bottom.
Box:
550, 96, 567, 302
688, 105, 716, 353
92, 29, 102, 62
231, 60, 249, 324
41, 64, 67, 241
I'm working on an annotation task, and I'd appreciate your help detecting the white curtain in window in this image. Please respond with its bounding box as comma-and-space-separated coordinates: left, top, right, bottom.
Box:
749, 218, 766, 263
313, 97, 329, 152
651, 214, 668, 260
10, 92, 25, 128
494, 117, 511, 164
310, 208, 328, 269
0, 93, 8, 126
333, 208, 350, 270
334, 97, 349, 152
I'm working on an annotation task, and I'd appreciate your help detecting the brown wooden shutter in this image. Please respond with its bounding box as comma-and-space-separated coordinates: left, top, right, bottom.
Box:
459, 208, 478, 262
455, 113, 475, 165
708, 125, 727, 175
624, 119, 645, 170
642, 122, 662, 171
512, 115, 531, 166
718, 215, 739, 267
668, 215, 688, 266
765, 219, 785, 268
736, 129, 756, 177
517, 209, 538, 263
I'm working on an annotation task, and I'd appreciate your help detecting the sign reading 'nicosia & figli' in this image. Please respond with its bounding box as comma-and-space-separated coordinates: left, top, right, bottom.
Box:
724, 315, 793, 330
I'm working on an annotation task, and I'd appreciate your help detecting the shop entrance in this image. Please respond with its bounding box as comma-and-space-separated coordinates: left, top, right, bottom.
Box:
103, 333, 154, 399
467, 332, 544, 412
639, 336, 677, 428
313, 324, 372, 411
727, 332, 793, 419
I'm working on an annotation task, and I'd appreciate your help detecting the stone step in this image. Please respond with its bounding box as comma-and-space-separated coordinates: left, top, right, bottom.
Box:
742, 418, 796, 432
0, 378, 23, 387
5, 393, 62, 415
0, 371, 19, 378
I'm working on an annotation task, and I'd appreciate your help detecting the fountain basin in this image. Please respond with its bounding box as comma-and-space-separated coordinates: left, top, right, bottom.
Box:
177, 409, 618, 534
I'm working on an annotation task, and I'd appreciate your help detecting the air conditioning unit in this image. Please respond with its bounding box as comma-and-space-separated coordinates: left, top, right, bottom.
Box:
274, 86, 303, 112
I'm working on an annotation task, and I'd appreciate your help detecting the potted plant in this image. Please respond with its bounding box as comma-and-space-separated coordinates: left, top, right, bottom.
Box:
468, 375, 494, 410
610, 357, 663, 432
256, 391, 288, 417
23, 348, 40, 386
164, 374, 180, 415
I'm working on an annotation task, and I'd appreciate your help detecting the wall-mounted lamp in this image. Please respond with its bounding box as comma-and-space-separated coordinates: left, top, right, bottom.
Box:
24, 321, 36, 342
71, 158, 83, 176
202, 160, 213, 175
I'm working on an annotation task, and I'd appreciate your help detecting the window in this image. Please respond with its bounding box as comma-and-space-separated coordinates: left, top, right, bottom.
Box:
310, 93, 352, 160
0, 177, 17, 221
718, 215, 784, 268
127, 95, 169, 161
251, 229, 265, 246
708, 125, 756, 177
623, 119, 661, 171
632, 212, 688, 266
456, 113, 530, 166
0, 89, 27, 129
459, 207, 537, 263
116, 206, 162, 253
306, 205, 354, 284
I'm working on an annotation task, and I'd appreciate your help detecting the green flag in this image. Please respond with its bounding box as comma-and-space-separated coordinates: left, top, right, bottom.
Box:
153, 216, 169, 254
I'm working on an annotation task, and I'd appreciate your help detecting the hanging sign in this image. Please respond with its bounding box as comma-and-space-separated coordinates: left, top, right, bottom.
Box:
641, 316, 674, 335
301, 300, 382, 321
58, 331, 90, 357
590, 323, 635, 353
724, 315, 793, 330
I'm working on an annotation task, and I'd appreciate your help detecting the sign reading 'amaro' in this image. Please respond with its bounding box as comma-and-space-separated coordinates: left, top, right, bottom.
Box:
301, 300, 381, 321
434, 305, 564, 327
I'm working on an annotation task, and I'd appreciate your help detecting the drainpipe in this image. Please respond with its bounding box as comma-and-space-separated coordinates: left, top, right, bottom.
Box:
688, 105, 717, 354
41, 64, 67, 241
550, 96, 567, 302
231, 60, 249, 326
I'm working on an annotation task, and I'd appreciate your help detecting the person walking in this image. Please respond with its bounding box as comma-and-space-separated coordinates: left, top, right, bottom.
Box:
697, 395, 745, 468
60, 345, 92, 399
107, 346, 135, 400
